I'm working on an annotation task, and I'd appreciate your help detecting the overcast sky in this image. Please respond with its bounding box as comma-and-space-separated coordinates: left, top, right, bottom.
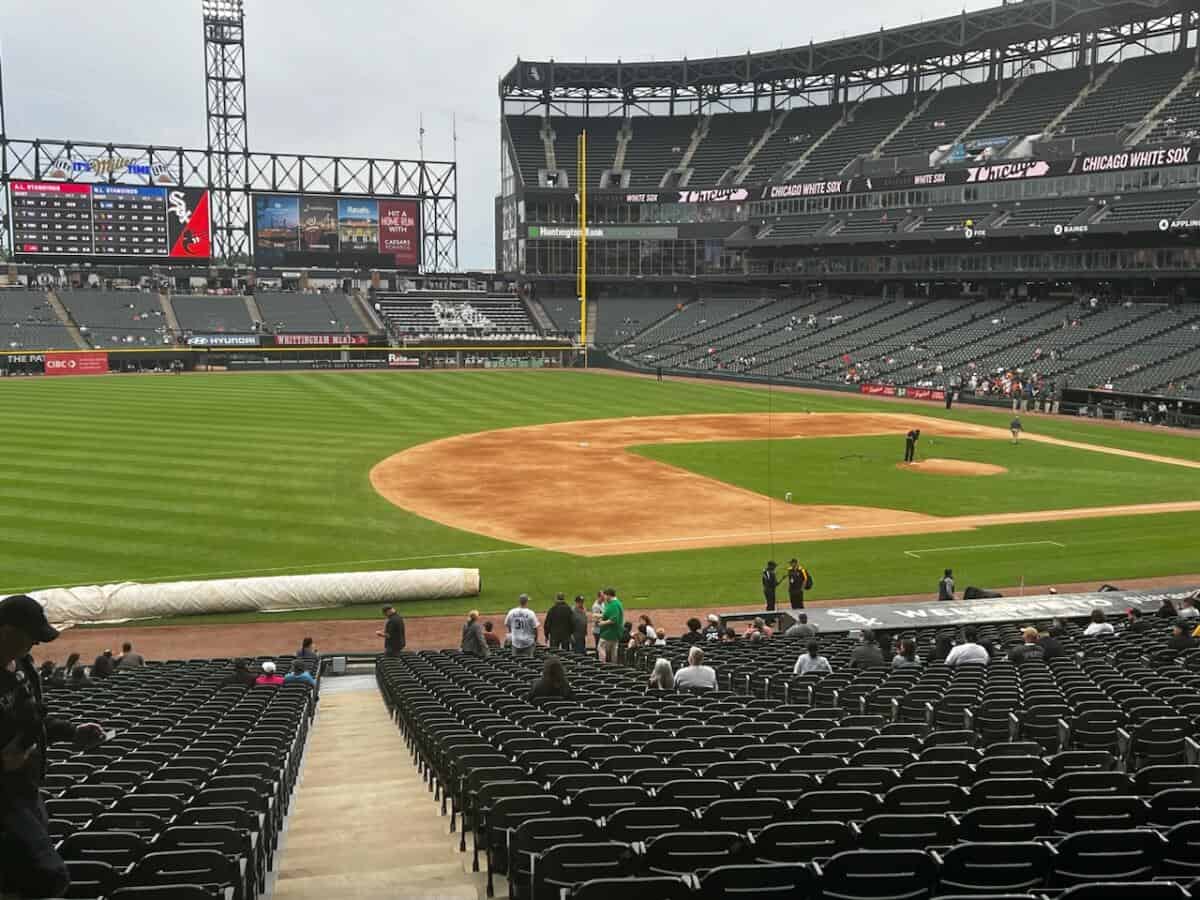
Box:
1, 0, 992, 269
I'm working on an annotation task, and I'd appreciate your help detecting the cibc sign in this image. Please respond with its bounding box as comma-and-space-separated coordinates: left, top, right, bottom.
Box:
44, 352, 109, 376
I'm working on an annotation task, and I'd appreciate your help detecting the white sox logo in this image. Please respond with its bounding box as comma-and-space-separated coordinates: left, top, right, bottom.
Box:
168, 191, 191, 225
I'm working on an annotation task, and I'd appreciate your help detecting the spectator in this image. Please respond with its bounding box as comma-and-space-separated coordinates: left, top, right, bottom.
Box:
721, 627, 738, 643
255, 661, 284, 686
544, 593, 574, 651
938, 568, 955, 602
38, 659, 56, 684
637, 615, 658, 641
1168, 623, 1194, 651
1083, 609, 1115, 637
591, 592, 606, 650
376, 605, 406, 656
945, 627, 990, 666
785, 613, 818, 639
596, 588, 624, 663
1038, 621, 1067, 660
225, 659, 258, 687
297, 637, 318, 659
891, 638, 921, 669
703, 614, 722, 640
1158, 598, 1179, 619
527, 655, 574, 701
648, 658, 674, 690
1125, 608, 1151, 633
1178, 596, 1199, 620
92, 649, 115, 678
931, 634, 955, 662
681, 618, 705, 644
571, 596, 589, 654
1008, 627, 1045, 663
848, 629, 886, 668
482, 621, 501, 649
69, 667, 94, 689
116, 641, 143, 668
794, 640, 832, 675
55, 652, 81, 684
284, 660, 316, 687
460, 609, 489, 657
505, 594, 540, 656
674, 646, 718, 690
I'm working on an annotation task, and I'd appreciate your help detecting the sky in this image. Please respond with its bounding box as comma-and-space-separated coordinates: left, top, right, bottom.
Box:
0, 0, 993, 269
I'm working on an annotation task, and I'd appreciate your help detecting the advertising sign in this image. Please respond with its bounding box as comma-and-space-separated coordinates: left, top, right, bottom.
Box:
186, 334, 261, 347
378, 200, 420, 267
44, 352, 108, 376
387, 353, 420, 368
251, 192, 420, 268
274, 334, 369, 346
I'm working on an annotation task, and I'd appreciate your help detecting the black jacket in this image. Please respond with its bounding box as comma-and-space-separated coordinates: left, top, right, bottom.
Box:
545, 602, 575, 643
762, 568, 779, 597
384, 613, 407, 653
527, 678, 574, 701
0, 656, 77, 786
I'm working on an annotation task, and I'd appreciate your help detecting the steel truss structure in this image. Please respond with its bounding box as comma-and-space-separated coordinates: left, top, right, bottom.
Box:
0, 2, 458, 271
501, 0, 1197, 115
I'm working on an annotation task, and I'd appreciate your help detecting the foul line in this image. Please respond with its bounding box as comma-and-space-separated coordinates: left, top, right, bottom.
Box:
903, 540, 1066, 559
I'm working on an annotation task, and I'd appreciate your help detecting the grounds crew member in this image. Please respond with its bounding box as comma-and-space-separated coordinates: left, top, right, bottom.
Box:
762, 560, 780, 612
938, 568, 956, 602
0, 595, 106, 898
904, 428, 921, 463
377, 605, 406, 656
1010, 416, 1023, 444
787, 558, 813, 610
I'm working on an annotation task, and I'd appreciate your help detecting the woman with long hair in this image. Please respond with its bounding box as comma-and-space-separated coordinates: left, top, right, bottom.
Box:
794, 640, 832, 675
648, 658, 674, 690
528, 655, 574, 701
891, 638, 921, 669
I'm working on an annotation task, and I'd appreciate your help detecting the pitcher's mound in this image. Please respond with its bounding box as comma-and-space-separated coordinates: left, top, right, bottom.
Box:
900, 458, 1007, 476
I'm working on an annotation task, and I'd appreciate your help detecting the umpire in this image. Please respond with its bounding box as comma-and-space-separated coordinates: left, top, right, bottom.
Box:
0, 595, 105, 898
762, 561, 780, 612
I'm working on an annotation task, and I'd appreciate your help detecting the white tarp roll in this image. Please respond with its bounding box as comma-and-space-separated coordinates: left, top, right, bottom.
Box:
26, 568, 481, 625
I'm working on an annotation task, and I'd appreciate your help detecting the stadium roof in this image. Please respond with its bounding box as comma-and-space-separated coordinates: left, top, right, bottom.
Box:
500, 0, 1191, 95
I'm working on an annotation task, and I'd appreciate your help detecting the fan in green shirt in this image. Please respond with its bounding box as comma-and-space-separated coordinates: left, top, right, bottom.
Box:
598, 592, 624, 641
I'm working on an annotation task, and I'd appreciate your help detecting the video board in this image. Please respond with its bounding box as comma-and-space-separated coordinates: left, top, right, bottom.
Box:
252, 192, 420, 269
8, 182, 211, 261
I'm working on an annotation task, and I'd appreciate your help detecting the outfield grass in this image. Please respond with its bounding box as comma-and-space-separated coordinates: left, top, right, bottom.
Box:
2, 369, 1197, 623
633, 435, 1200, 516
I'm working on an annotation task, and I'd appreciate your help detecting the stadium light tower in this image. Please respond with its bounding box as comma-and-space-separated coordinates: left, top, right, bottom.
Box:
203, 0, 250, 262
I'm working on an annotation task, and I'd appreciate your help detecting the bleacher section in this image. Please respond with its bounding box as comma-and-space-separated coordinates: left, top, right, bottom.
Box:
882, 82, 998, 157
171, 295, 254, 334
375, 292, 549, 342
623, 116, 700, 188
1056, 53, 1192, 139
686, 112, 768, 186
382, 599, 1200, 900
777, 94, 916, 180
506, 115, 549, 185
961, 68, 1092, 145
746, 106, 842, 183
255, 292, 374, 334
42, 656, 314, 900
551, 118, 622, 188
618, 297, 774, 363
0, 289, 77, 349
57, 290, 170, 347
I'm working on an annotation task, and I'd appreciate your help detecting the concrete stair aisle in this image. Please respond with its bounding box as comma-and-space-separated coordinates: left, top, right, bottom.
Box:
272, 677, 480, 900
46, 290, 88, 349
159, 292, 182, 338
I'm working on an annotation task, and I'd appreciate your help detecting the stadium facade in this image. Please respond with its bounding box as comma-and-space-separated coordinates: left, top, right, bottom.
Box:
497, 0, 1200, 295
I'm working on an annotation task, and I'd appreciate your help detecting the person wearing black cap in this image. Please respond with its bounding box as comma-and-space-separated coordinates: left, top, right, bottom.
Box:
376, 605, 406, 657
0, 594, 105, 898
762, 561, 780, 612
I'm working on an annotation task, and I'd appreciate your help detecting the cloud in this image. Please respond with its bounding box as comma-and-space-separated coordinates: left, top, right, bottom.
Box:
0, 0, 993, 269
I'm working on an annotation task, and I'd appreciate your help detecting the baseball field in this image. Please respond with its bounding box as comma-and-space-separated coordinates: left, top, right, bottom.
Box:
4, 368, 1200, 628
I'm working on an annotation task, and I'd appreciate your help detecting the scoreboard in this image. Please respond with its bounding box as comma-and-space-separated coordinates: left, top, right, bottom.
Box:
8, 182, 212, 261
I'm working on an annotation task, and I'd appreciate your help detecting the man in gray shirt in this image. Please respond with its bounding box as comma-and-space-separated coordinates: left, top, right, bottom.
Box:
116, 642, 144, 668
673, 646, 717, 691
784, 613, 818, 639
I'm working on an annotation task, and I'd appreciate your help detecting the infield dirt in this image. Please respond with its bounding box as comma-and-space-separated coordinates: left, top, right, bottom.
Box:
370, 412, 1200, 555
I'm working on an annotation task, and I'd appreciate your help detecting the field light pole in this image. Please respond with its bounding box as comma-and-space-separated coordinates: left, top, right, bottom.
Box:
577, 130, 588, 368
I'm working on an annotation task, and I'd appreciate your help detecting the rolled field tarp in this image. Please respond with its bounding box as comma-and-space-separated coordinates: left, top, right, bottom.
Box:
25, 568, 481, 625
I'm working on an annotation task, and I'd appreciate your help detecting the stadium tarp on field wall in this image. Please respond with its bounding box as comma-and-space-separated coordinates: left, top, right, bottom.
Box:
23, 568, 481, 625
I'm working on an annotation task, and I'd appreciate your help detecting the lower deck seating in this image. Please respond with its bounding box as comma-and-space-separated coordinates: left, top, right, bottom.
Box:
381, 604, 1200, 900
41, 657, 317, 900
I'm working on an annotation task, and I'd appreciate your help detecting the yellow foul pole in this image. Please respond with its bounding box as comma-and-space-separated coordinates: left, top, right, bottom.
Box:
578, 130, 588, 366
